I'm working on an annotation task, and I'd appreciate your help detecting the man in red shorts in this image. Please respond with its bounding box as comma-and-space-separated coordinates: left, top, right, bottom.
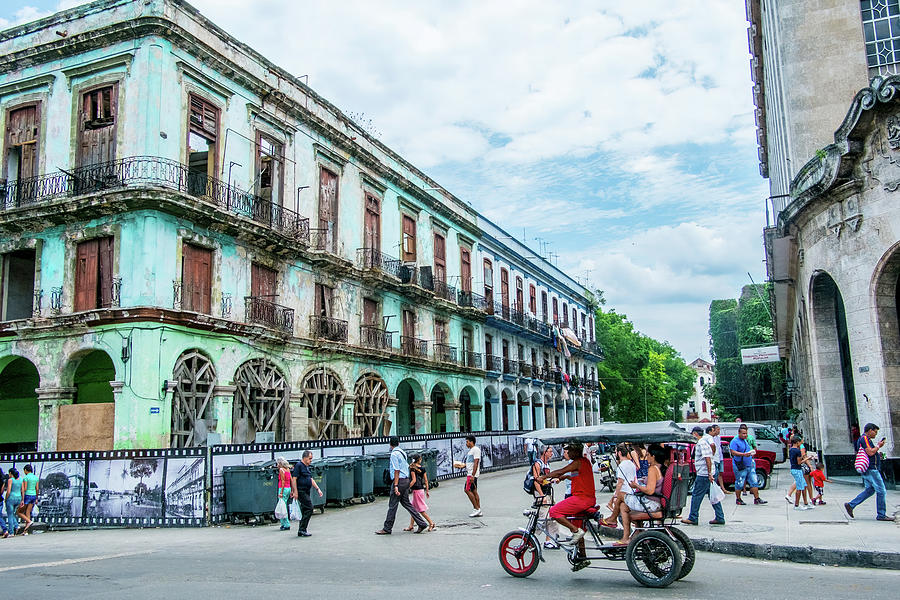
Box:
540, 442, 595, 571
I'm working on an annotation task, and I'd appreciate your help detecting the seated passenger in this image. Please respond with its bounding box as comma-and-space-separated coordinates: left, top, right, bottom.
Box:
601, 443, 635, 528
539, 442, 595, 571
616, 445, 668, 545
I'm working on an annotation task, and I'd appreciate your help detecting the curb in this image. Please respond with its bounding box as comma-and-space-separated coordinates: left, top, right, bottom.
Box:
598, 525, 900, 570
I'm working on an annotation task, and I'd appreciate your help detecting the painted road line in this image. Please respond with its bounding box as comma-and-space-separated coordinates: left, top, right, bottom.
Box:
0, 550, 153, 573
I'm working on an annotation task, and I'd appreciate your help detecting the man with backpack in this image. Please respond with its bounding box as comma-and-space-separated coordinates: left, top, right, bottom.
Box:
375, 436, 428, 534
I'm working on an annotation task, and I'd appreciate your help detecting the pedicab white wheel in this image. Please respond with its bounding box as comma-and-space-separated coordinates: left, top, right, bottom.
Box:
668, 527, 695, 580
625, 530, 683, 588
498, 531, 540, 578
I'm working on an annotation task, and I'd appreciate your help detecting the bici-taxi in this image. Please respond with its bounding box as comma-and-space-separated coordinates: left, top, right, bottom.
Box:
498, 421, 695, 588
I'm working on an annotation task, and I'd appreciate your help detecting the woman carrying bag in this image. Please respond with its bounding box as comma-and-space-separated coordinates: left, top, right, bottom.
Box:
275, 457, 292, 531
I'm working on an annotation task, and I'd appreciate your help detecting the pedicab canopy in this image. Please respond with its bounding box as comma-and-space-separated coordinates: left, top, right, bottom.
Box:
522, 421, 695, 445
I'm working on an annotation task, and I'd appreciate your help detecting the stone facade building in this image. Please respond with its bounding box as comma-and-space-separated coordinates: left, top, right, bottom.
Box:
749, 0, 899, 477
0, 0, 602, 452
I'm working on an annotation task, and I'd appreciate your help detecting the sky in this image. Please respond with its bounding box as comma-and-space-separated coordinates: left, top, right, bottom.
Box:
1, 0, 769, 363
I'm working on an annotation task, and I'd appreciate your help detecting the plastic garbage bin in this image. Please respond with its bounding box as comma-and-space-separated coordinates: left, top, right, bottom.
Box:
314, 457, 356, 507
308, 463, 327, 513
405, 447, 439, 488
223, 460, 278, 522
353, 455, 375, 503
371, 452, 394, 495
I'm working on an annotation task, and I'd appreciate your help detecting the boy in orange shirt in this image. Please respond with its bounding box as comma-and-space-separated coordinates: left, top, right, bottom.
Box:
810, 462, 832, 505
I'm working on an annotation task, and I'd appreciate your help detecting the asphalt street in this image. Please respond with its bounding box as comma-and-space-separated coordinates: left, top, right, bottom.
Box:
2, 469, 898, 599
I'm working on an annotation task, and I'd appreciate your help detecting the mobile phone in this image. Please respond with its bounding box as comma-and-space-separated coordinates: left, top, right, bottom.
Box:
881, 437, 886, 443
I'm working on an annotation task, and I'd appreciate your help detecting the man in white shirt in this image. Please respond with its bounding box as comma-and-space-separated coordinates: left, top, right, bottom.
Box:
463, 435, 482, 517
710, 424, 728, 492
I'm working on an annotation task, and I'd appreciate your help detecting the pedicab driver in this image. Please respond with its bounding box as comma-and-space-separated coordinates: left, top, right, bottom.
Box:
538, 442, 595, 571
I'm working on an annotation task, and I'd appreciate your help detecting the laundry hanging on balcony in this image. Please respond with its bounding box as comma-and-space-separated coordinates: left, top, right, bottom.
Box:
551, 325, 571, 358
561, 327, 581, 348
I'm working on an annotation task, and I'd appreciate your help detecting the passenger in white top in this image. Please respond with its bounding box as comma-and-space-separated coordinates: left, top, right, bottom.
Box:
601, 443, 635, 528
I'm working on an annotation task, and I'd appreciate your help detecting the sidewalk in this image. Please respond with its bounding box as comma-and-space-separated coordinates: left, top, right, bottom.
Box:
608, 463, 900, 569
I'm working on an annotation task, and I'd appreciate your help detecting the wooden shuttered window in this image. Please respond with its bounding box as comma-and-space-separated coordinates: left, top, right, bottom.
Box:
74, 237, 114, 311
483, 259, 493, 304
363, 297, 378, 326
189, 94, 218, 138
402, 309, 415, 338
433, 232, 446, 282
401, 214, 416, 262
78, 84, 117, 168
500, 268, 509, 309
515, 276, 524, 312
364, 194, 381, 251
182, 243, 212, 314
6, 105, 40, 181
460, 247, 471, 292
314, 283, 333, 318
318, 168, 339, 252
251, 263, 277, 297
529, 284, 537, 315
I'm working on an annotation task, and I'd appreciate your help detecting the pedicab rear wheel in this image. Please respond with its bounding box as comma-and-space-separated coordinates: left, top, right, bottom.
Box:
498, 531, 540, 578
668, 527, 695, 580
625, 530, 683, 588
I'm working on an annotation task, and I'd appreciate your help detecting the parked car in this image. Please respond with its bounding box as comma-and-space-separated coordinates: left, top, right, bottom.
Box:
679, 422, 784, 463
684, 437, 774, 490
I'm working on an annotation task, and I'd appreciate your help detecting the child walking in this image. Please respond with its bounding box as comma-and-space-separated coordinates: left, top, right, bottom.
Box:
404, 455, 436, 532
810, 463, 832, 505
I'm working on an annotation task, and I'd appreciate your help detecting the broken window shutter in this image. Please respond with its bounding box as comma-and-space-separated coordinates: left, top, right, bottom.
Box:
75, 239, 100, 311
98, 237, 114, 308
189, 95, 218, 138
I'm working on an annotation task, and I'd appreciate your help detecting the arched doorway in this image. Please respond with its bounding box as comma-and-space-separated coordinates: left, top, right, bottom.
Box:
73, 350, 115, 404
811, 272, 857, 450
459, 386, 477, 432
301, 368, 346, 439
232, 358, 288, 443
171, 350, 216, 448
354, 372, 390, 437
483, 386, 495, 431
501, 389, 512, 430
531, 392, 542, 429
545, 394, 555, 428
0, 356, 39, 453
873, 245, 900, 447
431, 383, 451, 433
395, 379, 422, 435
60, 349, 116, 451
517, 390, 530, 430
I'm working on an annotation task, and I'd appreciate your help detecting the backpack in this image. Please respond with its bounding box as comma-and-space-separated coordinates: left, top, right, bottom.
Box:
523, 460, 540, 495
383, 447, 408, 486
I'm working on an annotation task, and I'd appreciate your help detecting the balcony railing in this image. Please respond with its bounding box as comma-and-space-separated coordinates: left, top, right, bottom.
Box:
485, 355, 503, 372
400, 335, 428, 359
309, 315, 348, 342
463, 351, 482, 369
0, 156, 310, 242
458, 290, 489, 311
518, 362, 533, 378
245, 296, 294, 334
503, 359, 518, 376
434, 343, 457, 364
433, 279, 457, 303
309, 228, 336, 253
356, 248, 401, 277
360, 324, 392, 350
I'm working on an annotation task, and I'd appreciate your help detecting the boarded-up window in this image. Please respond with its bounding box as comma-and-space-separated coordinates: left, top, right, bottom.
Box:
5, 104, 40, 186
78, 84, 117, 168
500, 268, 509, 309
251, 263, 277, 298
256, 133, 283, 204
433, 232, 446, 282
529, 284, 536, 315
75, 237, 114, 311
363, 297, 378, 325
314, 283, 333, 317
364, 194, 381, 251
187, 94, 218, 196
460, 247, 471, 292
182, 243, 212, 314
318, 167, 339, 252
401, 214, 416, 262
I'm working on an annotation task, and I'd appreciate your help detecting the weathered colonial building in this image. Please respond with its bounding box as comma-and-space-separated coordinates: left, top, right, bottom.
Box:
0, 0, 602, 452
749, 0, 899, 477
683, 358, 714, 422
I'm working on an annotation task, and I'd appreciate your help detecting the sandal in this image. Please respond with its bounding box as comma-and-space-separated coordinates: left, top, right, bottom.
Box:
428, 525, 436, 531
402, 526, 414, 532
600, 518, 618, 528
612, 540, 629, 547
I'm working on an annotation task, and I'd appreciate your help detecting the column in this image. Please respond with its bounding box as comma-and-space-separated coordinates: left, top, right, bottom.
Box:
386, 397, 398, 435
470, 403, 484, 431
343, 395, 357, 436
444, 401, 461, 433
36, 387, 76, 452
212, 385, 236, 444
413, 401, 432, 434
288, 391, 309, 442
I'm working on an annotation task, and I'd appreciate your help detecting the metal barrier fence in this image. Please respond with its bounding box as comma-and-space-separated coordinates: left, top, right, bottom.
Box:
0, 431, 527, 528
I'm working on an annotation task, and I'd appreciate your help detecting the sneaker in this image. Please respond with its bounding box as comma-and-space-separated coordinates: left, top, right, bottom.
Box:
708, 519, 726, 525
754, 498, 768, 505
876, 515, 896, 522
803, 504, 813, 510
570, 528, 587, 544
544, 541, 559, 549
469, 509, 483, 518
818, 500, 827, 505
735, 499, 747, 505
571, 559, 591, 572
784, 495, 792, 503
793, 505, 805, 511
844, 502, 855, 519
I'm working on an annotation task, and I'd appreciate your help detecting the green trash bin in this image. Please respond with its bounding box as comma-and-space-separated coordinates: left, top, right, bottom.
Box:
308, 463, 327, 514
223, 461, 278, 522
371, 451, 394, 495
354, 455, 375, 502
405, 448, 439, 488
314, 457, 356, 507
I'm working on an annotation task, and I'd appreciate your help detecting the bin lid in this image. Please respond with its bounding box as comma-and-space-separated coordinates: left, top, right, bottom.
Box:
354, 456, 375, 464
317, 456, 356, 467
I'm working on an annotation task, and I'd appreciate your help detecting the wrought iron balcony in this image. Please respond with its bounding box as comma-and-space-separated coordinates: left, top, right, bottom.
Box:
518, 362, 533, 378
309, 228, 337, 253
485, 355, 502, 372
463, 351, 482, 369
400, 335, 428, 359
356, 248, 400, 277
309, 315, 348, 342
494, 301, 512, 321
245, 296, 294, 334
360, 324, 392, 350
0, 156, 310, 242
434, 343, 457, 364
433, 279, 457, 303
503, 359, 518, 376
457, 290, 489, 311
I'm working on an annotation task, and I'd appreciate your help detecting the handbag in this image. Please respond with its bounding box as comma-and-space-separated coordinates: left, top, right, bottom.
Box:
854, 445, 870, 474
274, 498, 288, 520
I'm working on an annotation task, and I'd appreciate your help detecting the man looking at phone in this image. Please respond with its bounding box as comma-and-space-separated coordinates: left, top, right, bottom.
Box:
844, 423, 895, 522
